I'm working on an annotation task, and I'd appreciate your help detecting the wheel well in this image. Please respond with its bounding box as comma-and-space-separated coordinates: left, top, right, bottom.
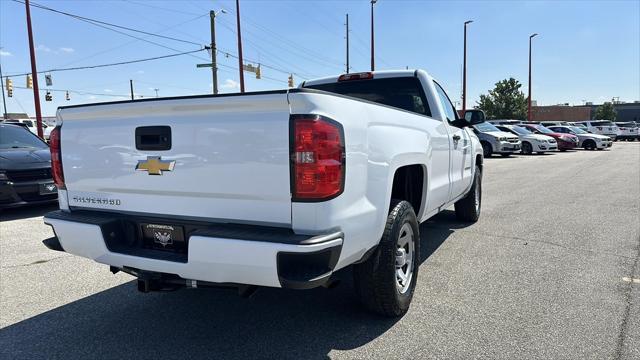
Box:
391, 165, 424, 214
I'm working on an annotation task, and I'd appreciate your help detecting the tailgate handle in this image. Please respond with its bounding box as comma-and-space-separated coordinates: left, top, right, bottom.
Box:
135, 126, 171, 151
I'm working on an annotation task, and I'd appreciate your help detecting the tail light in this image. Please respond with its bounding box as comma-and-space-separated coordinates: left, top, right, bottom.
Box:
291, 115, 345, 201
49, 126, 65, 189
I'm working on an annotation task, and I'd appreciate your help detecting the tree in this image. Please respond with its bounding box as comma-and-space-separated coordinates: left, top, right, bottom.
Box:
594, 102, 616, 120
477, 78, 527, 120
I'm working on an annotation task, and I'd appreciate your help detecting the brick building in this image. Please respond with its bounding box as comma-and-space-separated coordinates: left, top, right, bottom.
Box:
530, 105, 591, 121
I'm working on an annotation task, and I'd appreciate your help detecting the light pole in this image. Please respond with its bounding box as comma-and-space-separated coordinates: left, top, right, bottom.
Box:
370, 0, 377, 71
462, 20, 473, 113
528, 33, 538, 121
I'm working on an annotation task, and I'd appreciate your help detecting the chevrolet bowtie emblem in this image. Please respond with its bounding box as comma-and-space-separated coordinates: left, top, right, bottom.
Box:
136, 156, 175, 175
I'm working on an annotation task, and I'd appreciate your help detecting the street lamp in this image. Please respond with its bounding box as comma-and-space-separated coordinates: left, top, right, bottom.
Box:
528, 33, 538, 121
462, 20, 473, 113
370, 0, 378, 71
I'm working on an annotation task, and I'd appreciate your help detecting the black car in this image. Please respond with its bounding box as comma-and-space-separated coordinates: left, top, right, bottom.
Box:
0, 124, 58, 208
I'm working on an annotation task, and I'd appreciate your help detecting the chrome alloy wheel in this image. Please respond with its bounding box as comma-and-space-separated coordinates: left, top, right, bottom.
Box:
395, 223, 415, 294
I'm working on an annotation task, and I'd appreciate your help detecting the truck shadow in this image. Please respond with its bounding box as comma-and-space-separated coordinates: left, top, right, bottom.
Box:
0, 211, 463, 359
0, 203, 58, 222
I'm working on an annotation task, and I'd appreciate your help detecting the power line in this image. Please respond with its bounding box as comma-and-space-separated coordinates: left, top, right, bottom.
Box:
14, 0, 314, 81
11, 0, 203, 47
56, 13, 209, 68
4, 49, 206, 77
13, 85, 150, 98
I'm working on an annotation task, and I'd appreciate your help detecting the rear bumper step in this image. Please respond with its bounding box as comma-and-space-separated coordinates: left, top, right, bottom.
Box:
44, 210, 343, 289
42, 236, 64, 252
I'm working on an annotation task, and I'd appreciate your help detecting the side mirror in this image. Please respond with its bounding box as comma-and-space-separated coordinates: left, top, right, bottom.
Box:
452, 109, 487, 128
464, 110, 486, 125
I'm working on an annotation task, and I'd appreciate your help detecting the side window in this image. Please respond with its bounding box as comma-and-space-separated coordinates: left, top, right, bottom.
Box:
23, 120, 34, 127
433, 81, 457, 123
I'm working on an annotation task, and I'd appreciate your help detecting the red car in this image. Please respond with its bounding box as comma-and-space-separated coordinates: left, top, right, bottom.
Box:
519, 124, 578, 151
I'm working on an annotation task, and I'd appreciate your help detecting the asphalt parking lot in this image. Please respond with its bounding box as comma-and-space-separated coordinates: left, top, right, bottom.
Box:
1, 143, 639, 359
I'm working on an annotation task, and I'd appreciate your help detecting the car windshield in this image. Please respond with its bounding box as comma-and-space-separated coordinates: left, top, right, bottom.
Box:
0, 125, 48, 150
532, 125, 554, 134
474, 122, 501, 132
510, 126, 532, 135
568, 126, 588, 134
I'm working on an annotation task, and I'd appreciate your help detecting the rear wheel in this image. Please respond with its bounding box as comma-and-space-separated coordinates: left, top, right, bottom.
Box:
583, 139, 596, 150
353, 200, 420, 317
481, 141, 493, 158
454, 165, 482, 222
521, 142, 533, 155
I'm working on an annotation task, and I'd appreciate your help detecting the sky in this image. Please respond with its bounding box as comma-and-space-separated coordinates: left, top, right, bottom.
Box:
1, 0, 639, 116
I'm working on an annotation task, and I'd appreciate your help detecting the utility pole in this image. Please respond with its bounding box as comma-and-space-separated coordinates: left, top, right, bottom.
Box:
154, 88, 159, 98
25, 0, 44, 138
209, 10, 224, 94
0, 62, 7, 119
462, 20, 473, 113
345, 14, 350, 74
528, 33, 538, 121
129, 79, 134, 100
236, 0, 245, 93
370, 0, 377, 71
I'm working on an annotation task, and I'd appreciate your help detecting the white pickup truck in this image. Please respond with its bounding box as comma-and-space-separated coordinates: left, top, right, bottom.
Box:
43, 70, 484, 316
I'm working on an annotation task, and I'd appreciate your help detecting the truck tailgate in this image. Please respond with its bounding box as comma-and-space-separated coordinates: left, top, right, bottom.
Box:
57, 92, 293, 225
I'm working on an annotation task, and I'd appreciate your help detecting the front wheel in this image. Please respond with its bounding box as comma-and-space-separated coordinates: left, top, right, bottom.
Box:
521, 142, 533, 155
353, 200, 420, 317
454, 165, 482, 222
481, 141, 493, 158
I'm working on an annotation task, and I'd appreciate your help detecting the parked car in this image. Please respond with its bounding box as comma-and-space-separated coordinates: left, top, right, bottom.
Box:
519, 123, 579, 151
614, 122, 639, 141
540, 121, 570, 127
488, 119, 523, 125
567, 122, 589, 131
575, 120, 619, 140
472, 121, 521, 157
0, 123, 58, 208
547, 125, 612, 150
495, 124, 557, 154
3, 119, 53, 140
42, 69, 485, 317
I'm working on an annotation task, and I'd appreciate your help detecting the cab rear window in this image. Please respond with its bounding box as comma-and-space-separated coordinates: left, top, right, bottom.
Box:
304, 77, 431, 117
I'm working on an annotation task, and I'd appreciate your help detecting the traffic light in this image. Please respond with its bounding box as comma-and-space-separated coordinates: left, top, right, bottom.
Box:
6, 78, 13, 97
255, 64, 261, 79
65, 91, 70, 101
288, 74, 294, 88
45, 91, 52, 101
26, 74, 33, 89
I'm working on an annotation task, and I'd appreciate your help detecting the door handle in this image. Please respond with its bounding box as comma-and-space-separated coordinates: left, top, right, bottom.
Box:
452, 134, 461, 141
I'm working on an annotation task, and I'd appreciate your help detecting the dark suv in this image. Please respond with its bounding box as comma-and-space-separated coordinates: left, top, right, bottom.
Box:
0, 124, 58, 208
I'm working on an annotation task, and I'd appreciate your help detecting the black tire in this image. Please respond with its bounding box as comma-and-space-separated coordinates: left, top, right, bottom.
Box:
454, 165, 482, 222
353, 200, 420, 317
559, 148, 567, 152
481, 141, 493, 158
521, 142, 533, 155
583, 139, 596, 150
